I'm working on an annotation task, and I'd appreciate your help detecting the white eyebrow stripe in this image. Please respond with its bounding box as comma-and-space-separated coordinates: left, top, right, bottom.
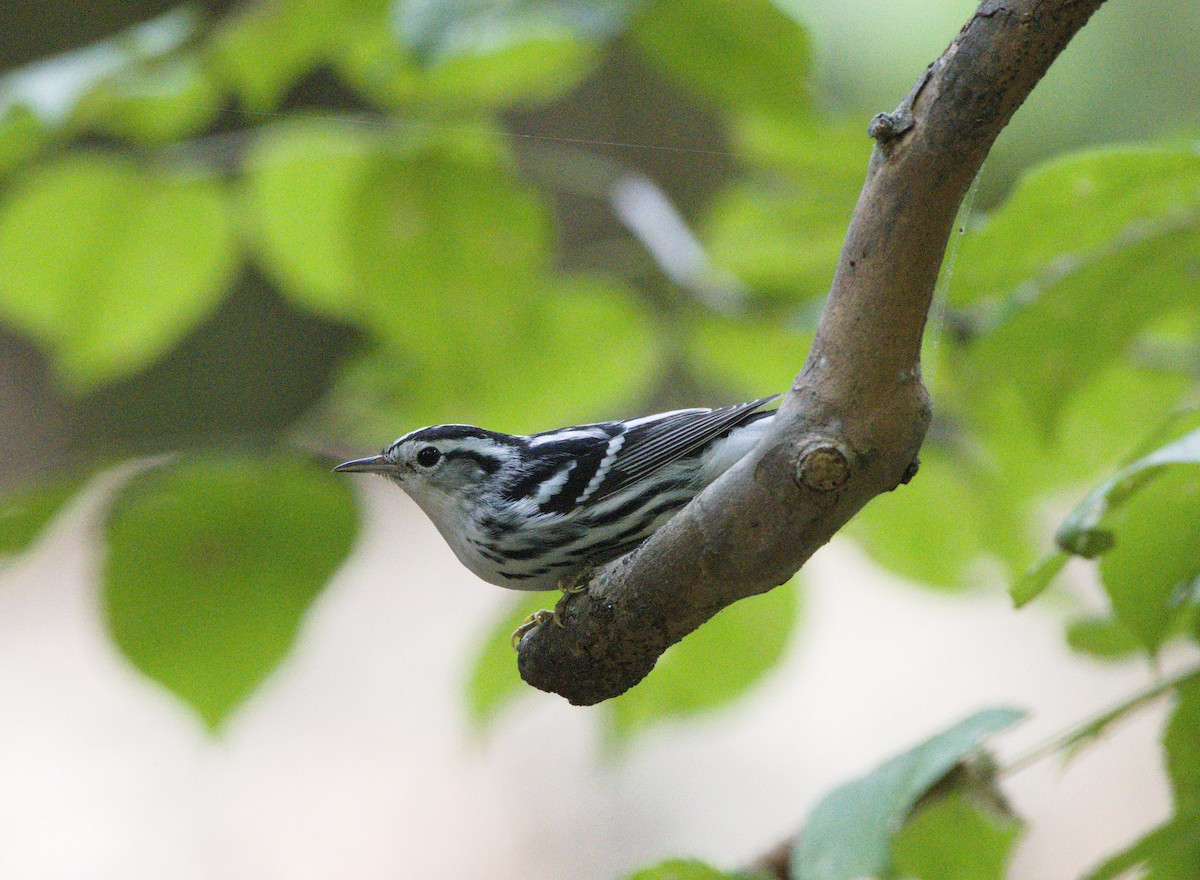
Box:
576, 432, 625, 504
529, 428, 608, 446
447, 437, 516, 461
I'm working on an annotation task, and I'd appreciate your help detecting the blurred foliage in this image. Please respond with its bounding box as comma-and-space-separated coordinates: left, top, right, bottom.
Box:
890, 791, 1022, 880
0, 0, 1198, 874
1083, 674, 1200, 879
103, 453, 358, 729
621, 859, 756, 880
789, 709, 1023, 880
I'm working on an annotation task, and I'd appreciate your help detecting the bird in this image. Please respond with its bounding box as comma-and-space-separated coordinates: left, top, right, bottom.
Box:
333, 395, 780, 597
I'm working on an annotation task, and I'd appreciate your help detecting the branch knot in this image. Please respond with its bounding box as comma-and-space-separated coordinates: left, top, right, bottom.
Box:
796, 441, 851, 492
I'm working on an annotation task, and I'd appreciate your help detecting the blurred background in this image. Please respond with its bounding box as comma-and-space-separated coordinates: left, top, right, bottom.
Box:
2, 1, 1200, 878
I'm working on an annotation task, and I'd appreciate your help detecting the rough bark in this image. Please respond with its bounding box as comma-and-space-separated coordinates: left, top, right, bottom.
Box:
518, 0, 1108, 705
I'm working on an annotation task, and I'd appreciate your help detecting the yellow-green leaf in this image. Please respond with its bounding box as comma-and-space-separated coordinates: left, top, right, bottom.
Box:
103, 454, 358, 729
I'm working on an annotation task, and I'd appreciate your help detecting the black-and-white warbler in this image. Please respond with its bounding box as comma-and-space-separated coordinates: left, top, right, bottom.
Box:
334, 395, 779, 593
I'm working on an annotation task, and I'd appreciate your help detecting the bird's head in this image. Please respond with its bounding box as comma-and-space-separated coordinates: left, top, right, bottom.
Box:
334, 425, 519, 518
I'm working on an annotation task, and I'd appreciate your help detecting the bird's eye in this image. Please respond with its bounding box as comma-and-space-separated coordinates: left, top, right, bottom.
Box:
416, 446, 442, 468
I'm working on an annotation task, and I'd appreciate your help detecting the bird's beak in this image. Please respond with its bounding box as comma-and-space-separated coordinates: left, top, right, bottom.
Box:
332, 455, 399, 475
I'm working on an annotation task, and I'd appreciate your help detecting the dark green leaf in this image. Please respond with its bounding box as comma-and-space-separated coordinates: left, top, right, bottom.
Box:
890, 792, 1022, 880
606, 579, 799, 741
789, 708, 1025, 880
0, 472, 91, 557
102, 454, 358, 729
0, 154, 236, 391
631, 0, 810, 118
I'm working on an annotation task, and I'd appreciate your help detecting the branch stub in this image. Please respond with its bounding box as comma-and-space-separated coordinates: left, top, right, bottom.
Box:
796, 441, 851, 492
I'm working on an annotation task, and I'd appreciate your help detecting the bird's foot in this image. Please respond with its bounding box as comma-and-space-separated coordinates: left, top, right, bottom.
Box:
511, 609, 558, 650
558, 564, 596, 595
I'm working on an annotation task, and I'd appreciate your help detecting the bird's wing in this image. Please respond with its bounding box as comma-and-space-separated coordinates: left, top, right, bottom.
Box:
592, 395, 779, 500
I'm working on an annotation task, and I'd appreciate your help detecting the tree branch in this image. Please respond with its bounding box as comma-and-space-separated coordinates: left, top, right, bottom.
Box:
517, 0, 1108, 705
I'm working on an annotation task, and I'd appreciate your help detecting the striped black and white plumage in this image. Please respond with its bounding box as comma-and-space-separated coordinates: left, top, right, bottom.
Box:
334, 395, 779, 591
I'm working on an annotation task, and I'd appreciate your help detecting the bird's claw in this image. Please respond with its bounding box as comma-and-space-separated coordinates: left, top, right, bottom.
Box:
511, 609, 557, 650
558, 564, 596, 595
512, 576, 591, 649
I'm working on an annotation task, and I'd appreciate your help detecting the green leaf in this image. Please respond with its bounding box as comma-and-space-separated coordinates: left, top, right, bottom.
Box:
348, 133, 549, 356
850, 449, 1006, 591
395, 0, 633, 63
1011, 550, 1069, 607
621, 859, 745, 880
0, 472, 91, 557
856, 361, 1188, 595
418, 34, 597, 107
956, 145, 1200, 431
1164, 675, 1200, 812
789, 707, 1025, 880
0, 7, 199, 126
1056, 424, 1200, 556
952, 146, 1200, 306
969, 362, 1192, 513
686, 314, 807, 399
207, 1, 333, 112
0, 153, 236, 391
330, 274, 660, 439
244, 117, 375, 313
340, 2, 604, 109
890, 792, 1022, 880
390, 0, 617, 106
1082, 812, 1200, 880
0, 104, 48, 175
630, 0, 811, 118
1095, 466, 1200, 653
1065, 615, 1144, 660
704, 118, 869, 303
465, 591, 556, 733
102, 454, 358, 729
70, 55, 221, 144
1024, 667, 1200, 770
606, 579, 799, 741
